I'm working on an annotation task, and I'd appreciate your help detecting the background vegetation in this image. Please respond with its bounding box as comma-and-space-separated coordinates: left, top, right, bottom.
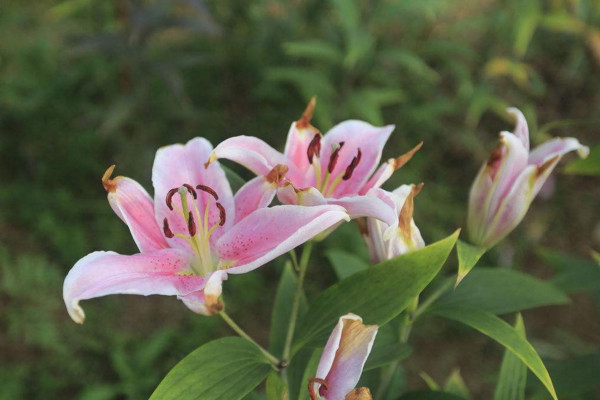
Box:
0, 0, 598, 398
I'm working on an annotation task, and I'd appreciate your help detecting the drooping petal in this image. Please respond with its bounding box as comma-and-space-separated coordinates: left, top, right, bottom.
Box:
152, 138, 234, 247
179, 270, 228, 315
284, 97, 320, 174
103, 167, 168, 252
328, 191, 398, 228
216, 205, 349, 274
233, 165, 288, 224
209, 136, 304, 184
528, 137, 589, 167
507, 108, 529, 151
319, 121, 394, 197
63, 249, 202, 324
314, 314, 378, 400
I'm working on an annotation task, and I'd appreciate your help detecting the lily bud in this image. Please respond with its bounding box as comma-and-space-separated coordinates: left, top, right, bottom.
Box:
467, 108, 589, 248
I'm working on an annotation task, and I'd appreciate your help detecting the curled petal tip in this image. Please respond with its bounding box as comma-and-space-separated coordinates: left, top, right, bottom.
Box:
68, 301, 86, 324
204, 152, 218, 169
102, 165, 117, 193
578, 144, 590, 158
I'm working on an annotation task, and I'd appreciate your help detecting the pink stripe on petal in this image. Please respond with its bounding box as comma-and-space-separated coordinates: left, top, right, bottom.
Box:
217, 205, 348, 274
63, 249, 202, 324
107, 176, 168, 252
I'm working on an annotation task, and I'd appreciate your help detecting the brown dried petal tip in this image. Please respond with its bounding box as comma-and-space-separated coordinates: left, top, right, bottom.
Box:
196, 184, 219, 201
343, 148, 362, 180
393, 141, 423, 170
308, 377, 328, 400
307, 133, 322, 164
163, 218, 174, 238
216, 203, 226, 226
102, 165, 117, 193
266, 164, 289, 184
297, 96, 316, 129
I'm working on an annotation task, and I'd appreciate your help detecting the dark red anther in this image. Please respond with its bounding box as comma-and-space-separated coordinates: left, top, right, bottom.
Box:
327, 141, 345, 173
183, 183, 197, 199
307, 377, 328, 400
163, 218, 174, 238
343, 148, 362, 180
306, 133, 322, 164
187, 211, 197, 236
165, 188, 179, 211
216, 203, 226, 226
196, 184, 219, 201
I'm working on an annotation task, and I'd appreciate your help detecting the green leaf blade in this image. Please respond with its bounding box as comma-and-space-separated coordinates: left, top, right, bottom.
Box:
456, 239, 487, 286
430, 306, 557, 400
150, 337, 271, 400
494, 314, 527, 400
293, 231, 459, 353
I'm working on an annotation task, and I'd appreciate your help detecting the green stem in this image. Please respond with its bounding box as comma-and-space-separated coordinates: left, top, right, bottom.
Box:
282, 242, 314, 364
220, 310, 280, 366
411, 278, 453, 322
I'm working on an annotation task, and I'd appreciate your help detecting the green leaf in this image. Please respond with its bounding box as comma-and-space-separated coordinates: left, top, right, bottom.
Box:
456, 240, 487, 286
269, 262, 307, 357
150, 337, 271, 400
420, 371, 440, 390
444, 369, 470, 399
430, 306, 557, 400
537, 248, 600, 293
286, 347, 318, 400
293, 231, 459, 353
494, 314, 527, 400
437, 268, 570, 314
564, 143, 600, 176
364, 342, 412, 371
399, 392, 466, 400
326, 249, 369, 280
283, 41, 343, 64
265, 373, 286, 400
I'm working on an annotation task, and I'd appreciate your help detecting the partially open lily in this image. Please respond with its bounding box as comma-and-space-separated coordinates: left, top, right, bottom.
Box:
308, 314, 378, 400
360, 184, 425, 264
207, 98, 422, 227
63, 138, 349, 323
468, 108, 589, 248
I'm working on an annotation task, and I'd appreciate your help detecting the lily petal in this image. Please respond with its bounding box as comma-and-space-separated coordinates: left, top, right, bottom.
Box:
233, 165, 287, 224
284, 97, 320, 174
320, 121, 394, 197
210, 136, 303, 183
315, 314, 378, 400
507, 108, 529, 151
528, 137, 589, 167
180, 270, 228, 315
104, 170, 168, 252
328, 191, 398, 228
278, 182, 328, 206
216, 205, 349, 274
63, 249, 202, 324
152, 138, 234, 247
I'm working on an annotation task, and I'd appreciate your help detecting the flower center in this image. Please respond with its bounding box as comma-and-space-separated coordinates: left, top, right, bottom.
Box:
306, 133, 362, 197
162, 184, 226, 276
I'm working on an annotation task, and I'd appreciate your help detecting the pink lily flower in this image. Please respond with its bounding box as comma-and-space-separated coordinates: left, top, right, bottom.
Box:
63, 138, 349, 323
360, 184, 425, 264
308, 314, 378, 400
206, 98, 422, 228
468, 108, 589, 248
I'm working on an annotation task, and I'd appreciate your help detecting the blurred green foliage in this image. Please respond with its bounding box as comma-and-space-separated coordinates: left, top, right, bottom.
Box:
0, 0, 598, 398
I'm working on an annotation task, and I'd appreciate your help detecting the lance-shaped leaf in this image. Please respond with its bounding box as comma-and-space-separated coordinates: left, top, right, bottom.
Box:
293, 230, 459, 353
437, 268, 569, 314
150, 337, 271, 400
326, 248, 369, 280
456, 239, 487, 287
494, 314, 527, 400
429, 306, 557, 400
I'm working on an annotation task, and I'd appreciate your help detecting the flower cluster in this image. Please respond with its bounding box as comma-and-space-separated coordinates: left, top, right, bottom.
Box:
62, 100, 587, 398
